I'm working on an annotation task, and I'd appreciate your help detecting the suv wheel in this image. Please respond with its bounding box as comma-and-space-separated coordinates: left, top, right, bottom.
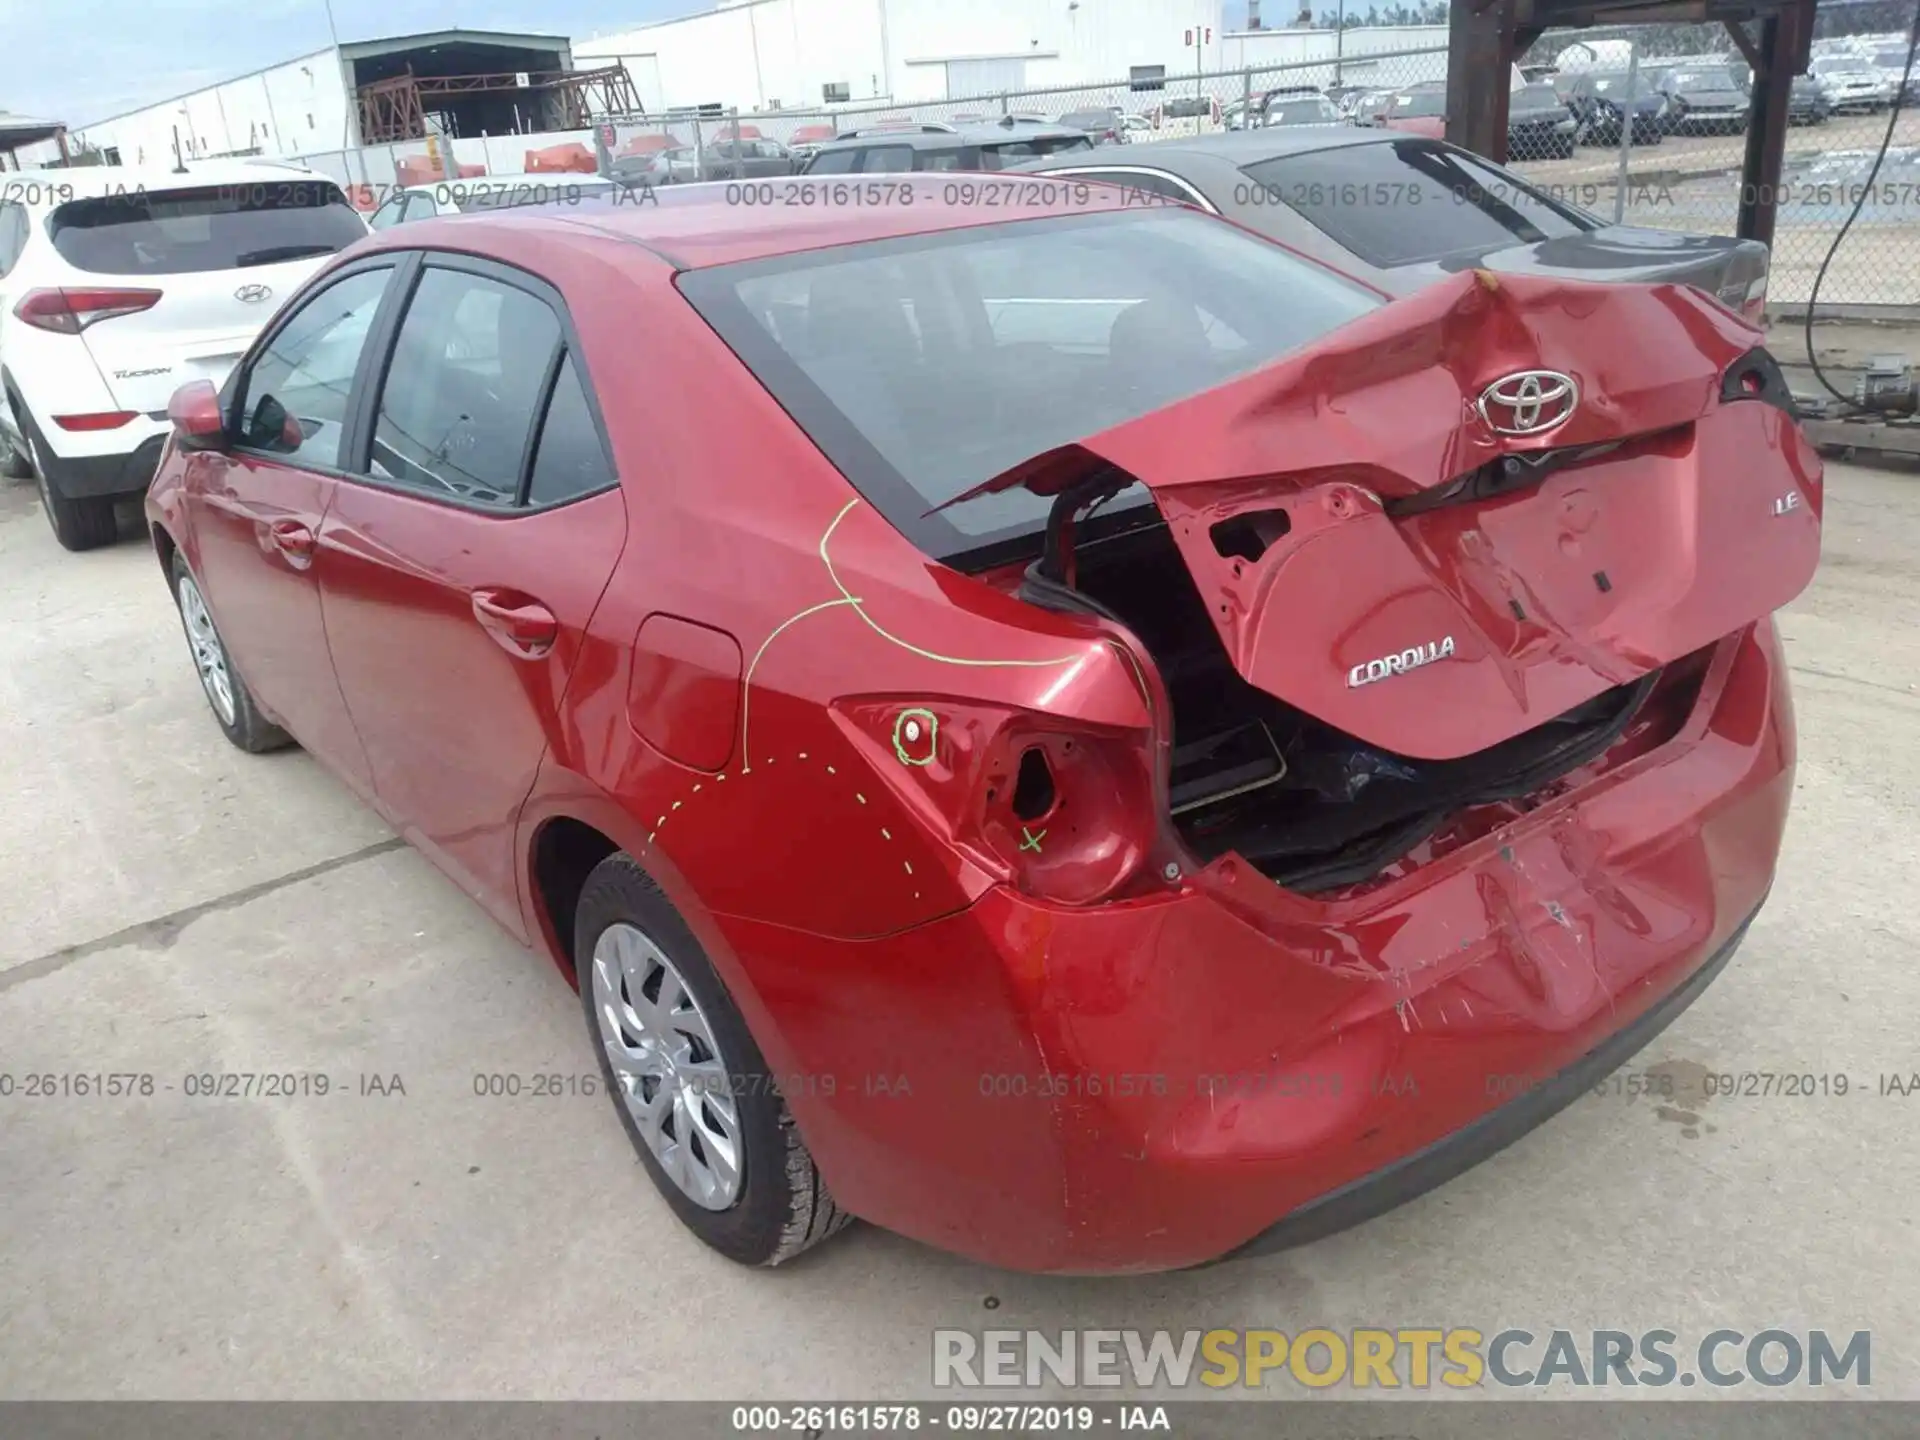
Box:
576, 852, 854, 1267
21, 411, 118, 551
0, 410, 31, 481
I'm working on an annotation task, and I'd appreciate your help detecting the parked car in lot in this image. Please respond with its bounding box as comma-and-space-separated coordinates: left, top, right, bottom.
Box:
1788, 72, 1833, 125
1350, 88, 1400, 126
1018, 130, 1768, 313
1864, 41, 1920, 102
1379, 85, 1448, 138
1809, 55, 1892, 111
1056, 107, 1130, 144
367, 174, 623, 229
1564, 70, 1666, 145
146, 175, 1819, 1274
0, 161, 366, 550
800, 123, 1093, 174
1505, 81, 1579, 159
1262, 93, 1346, 127
1651, 65, 1751, 134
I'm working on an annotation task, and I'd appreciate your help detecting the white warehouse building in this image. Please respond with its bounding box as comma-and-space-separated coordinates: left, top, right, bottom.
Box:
575, 0, 1231, 113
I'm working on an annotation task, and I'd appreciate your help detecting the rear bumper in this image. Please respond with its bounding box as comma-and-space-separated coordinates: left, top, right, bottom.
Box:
1231, 895, 1755, 1257
37, 433, 167, 500
721, 620, 1796, 1274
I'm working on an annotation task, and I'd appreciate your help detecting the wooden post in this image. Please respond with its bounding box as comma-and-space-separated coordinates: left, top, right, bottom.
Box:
1736, 0, 1812, 248
1446, 0, 1515, 162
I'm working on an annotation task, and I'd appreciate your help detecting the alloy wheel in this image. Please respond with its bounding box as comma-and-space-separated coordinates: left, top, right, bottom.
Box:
591, 921, 743, 1210
176, 573, 238, 727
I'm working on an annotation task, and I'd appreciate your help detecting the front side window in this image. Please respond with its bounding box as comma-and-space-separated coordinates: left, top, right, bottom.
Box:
1240, 140, 1594, 268
364, 267, 562, 505
235, 266, 394, 464
679, 208, 1380, 557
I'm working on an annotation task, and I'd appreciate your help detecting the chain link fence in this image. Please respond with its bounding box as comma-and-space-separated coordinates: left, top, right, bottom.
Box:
290, 29, 1920, 363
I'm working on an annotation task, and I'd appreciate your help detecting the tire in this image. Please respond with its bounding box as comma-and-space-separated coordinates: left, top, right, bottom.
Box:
0, 399, 31, 481
169, 552, 293, 753
23, 411, 117, 551
576, 851, 853, 1267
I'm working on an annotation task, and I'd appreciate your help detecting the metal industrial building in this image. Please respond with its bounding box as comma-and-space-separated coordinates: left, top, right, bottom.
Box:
13, 29, 604, 168
573, 0, 1232, 113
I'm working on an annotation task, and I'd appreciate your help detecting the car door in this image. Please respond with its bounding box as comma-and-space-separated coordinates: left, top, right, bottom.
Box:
316, 253, 628, 938
187, 260, 401, 798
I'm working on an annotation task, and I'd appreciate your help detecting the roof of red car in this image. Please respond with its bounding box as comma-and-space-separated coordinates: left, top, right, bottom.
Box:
503, 174, 1143, 269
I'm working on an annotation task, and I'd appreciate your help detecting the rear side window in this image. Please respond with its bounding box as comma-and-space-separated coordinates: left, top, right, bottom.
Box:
979, 136, 1093, 169
526, 355, 615, 506
365, 267, 562, 506
678, 207, 1379, 558
1239, 141, 1594, 268
806, 149, 859, 174
236, 266, 393, 466
47, 181, 364, 276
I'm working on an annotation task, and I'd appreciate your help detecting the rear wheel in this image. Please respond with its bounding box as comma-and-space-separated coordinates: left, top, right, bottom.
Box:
169, 553, 292, 753
0, 404, 31, 481
22, 412, 118, 551
576, 852, 853, 1267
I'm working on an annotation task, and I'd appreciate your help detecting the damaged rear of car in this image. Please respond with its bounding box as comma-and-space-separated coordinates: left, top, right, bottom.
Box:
679, 205, 1821, 1272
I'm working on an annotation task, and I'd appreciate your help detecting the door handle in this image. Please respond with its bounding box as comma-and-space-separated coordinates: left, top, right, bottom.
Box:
471, 587, 558, 660
268, 520, 315, 568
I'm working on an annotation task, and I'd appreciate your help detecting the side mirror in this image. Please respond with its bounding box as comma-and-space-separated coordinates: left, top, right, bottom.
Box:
167, 380, 228, 453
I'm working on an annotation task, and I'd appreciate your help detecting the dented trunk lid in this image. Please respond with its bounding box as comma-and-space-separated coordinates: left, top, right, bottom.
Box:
968, 271, 1823, 761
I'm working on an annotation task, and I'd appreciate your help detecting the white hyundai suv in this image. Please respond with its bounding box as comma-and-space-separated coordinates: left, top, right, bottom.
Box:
0, 161, 367, 550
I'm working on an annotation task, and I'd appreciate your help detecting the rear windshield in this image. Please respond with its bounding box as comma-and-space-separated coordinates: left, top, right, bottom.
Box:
678, 208, 1379, 559
1241, 140, 1595, 269
48, 181, 363, 276
1391, 91, 1446, 118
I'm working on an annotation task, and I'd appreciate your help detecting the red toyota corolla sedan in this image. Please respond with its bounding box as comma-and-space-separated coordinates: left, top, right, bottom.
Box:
145, 176, 1821, 1274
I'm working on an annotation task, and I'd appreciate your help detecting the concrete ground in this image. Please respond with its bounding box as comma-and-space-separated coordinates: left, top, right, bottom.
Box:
1, 460, 1916, 1402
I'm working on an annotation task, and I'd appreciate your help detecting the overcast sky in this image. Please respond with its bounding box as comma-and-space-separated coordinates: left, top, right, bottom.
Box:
2, 0, 686, 125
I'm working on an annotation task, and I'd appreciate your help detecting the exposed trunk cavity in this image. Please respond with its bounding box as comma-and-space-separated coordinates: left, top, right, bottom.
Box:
1030, 513, 1703, 896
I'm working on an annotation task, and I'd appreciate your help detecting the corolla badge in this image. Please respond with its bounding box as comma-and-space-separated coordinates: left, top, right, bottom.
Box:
234, 283, 273, 304
1477, 370, 1578, 436
1348, 636, 1457, 689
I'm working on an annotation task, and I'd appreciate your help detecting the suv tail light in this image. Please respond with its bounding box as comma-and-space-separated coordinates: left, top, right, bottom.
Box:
13, 287, 163, 334
832, 693, 1174, 907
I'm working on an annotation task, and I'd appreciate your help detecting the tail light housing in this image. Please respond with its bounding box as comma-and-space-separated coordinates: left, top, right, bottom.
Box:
832, 694, 1175, 907
52, 411, 137, 431
13, 287, 163, 334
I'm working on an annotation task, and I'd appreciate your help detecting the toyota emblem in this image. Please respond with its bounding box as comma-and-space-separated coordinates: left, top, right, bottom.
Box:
235, 283, 273, 304
1476, 370, 1578, 437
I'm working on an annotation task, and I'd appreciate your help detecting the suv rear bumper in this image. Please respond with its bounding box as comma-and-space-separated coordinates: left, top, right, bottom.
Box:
37, 432, 167, 500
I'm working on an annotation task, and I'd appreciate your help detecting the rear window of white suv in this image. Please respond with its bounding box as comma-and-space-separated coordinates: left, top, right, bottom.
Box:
47, 181, 365, 276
